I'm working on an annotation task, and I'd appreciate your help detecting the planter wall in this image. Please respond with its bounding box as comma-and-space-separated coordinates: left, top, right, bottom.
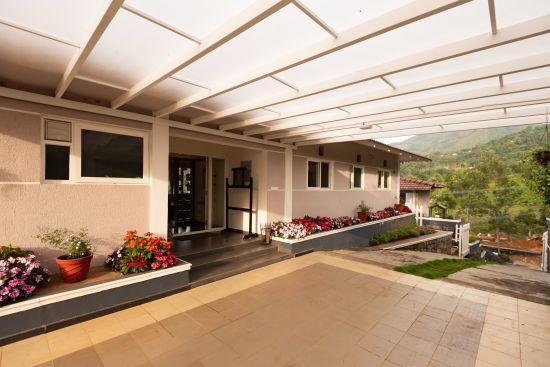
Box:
0, 260, 190, 345
274, 213, 415, 255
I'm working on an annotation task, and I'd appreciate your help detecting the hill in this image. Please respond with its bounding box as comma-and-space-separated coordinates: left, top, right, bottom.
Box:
392, 126, 527, 155
399, 125, 548, 179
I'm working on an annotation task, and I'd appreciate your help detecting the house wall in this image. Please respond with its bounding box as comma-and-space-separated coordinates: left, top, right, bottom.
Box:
0, 108, 150, 270
405, 191, 431, 215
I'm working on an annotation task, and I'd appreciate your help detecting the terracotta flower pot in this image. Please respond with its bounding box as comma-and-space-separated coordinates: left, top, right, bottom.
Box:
55, 254, 93, 283
357, 212, 367, 223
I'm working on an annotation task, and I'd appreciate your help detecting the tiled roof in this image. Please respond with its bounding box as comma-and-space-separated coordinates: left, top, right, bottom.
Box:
400, 178, 445, 191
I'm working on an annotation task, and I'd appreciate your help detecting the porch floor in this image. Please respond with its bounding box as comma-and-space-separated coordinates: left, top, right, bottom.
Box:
2, 252, 548, 367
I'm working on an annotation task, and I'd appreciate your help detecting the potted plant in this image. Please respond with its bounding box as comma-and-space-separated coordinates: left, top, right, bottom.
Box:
36, 228, 94, 283
357, 201, 371, 223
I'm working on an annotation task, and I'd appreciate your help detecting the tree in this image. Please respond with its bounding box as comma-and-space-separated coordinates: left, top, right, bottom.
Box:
521, 150, 550, 217
450, 151, 521, 251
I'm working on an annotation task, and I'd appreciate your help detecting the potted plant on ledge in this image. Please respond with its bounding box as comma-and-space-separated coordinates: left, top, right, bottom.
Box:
357, 201, 371, 223
36, 228, 94, 283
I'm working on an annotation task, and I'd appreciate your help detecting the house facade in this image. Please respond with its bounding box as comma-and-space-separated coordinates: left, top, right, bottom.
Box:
400, 178, 445, 216
0, 97, 427, 268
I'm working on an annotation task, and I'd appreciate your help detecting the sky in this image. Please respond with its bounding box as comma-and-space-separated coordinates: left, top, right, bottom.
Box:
377, 135, 414, 144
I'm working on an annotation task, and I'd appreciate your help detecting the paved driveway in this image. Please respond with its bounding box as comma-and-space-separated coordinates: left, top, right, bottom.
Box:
1, 252, 548, 367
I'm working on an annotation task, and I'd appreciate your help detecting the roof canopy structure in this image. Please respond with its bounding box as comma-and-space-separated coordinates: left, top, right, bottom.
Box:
1, 0, 549, 147
400, 178, 445, 191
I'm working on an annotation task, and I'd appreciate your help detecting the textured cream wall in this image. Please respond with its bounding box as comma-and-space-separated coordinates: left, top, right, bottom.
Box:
0, 109, 41, 182
267, 190, 285, 222
0, 108, 150, 270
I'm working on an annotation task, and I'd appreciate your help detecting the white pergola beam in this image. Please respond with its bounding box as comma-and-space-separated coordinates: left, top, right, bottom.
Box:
155, 0, 470, 117
283, 105, 550, 143
265, 98, 550, 140
292, 0, 338, 38
488, 0, 498, 35
243, 76, 550, 136
55, 0, 124, 98
193, 15, 550, 127
297, 115, 549, 146
111, 0, 293, 109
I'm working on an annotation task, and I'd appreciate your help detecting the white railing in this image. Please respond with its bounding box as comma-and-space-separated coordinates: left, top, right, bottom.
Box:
459, 223, 471, 257
542, 231, 549, 272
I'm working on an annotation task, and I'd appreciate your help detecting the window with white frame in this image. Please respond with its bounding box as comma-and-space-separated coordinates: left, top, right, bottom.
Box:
307, 160, 330, 188
378, 169, 391, 189
42, 119, 148, 183
351, 165, 363, 189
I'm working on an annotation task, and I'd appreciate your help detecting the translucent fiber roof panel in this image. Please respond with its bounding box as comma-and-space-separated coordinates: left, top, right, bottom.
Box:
124, 0, 256, 40
261, 109, 347, 128
270, 79, 391, 113
320, 108, 424, 129
0, 23, 75, 90
385, 34, 550, 86
141, 78, 206, 103
277, 0, 490, 87
174, 3, 331, 86
233, 109, 280, 122
79, 10, 197, 88
195, 77, 293, 111
125, 93, 172, 112
503, 66, 550, 84
495, 0, 550, 28
343, 78, 499, 113
66, 77, 126, 102
298, 0, 414, 33
423, 88, 550, 113
0, 0, 110, 44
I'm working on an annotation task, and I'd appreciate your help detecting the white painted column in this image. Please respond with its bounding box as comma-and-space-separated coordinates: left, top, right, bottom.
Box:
284, 147, 293, 221
150, 121, 169, 236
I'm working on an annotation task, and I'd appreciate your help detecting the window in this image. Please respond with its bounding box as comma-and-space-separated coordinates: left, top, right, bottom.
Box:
81, 129, 144, 179
307, 160, 330, 188
43, 119, 72, 181
378, 169, 391, 189
45, 145, 70, 180
351, 166, 363, 189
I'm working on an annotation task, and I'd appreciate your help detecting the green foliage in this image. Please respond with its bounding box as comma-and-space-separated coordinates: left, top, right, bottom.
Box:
369, 223, 436, 246
36, 228, 93, 259
357, 200, 371, 213
0, 244, 30, 260
396, 125, 549, 237
394, 258, 493, 279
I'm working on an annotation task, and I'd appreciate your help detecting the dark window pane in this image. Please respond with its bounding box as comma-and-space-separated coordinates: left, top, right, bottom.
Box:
353, 167, 362, 188
308, 161, 318, 187
384, 171, 390, 188
378, 171, 382, 188
321, 162, 329, 188
81, 129, 143, 178
45, 145, 70, 180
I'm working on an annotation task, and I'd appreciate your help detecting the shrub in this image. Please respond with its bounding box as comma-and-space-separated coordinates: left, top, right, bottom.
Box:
0, 245, 50, 306
369, 224, 436, 246
106, 231, 178, 275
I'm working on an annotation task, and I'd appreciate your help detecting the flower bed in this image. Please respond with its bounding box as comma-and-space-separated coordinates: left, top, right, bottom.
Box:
271, 205, 410, 240
106, 231, 178, 274
1, 245, 50, 306
369, 223, 436, 246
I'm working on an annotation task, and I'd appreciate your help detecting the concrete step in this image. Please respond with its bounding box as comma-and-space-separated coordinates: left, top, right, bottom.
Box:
183, 243, 277, 270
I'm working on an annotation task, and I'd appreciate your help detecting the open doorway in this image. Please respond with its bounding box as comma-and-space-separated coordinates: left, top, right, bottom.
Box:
169, 155, 207, 235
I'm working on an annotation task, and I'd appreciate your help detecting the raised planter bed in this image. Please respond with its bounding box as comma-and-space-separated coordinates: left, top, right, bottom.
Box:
0, 259, 191, 345
273, 213, 415, 255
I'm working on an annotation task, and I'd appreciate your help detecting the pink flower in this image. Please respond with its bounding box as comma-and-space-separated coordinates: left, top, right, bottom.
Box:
9, 289, 20, 298
0, 287, 9, 296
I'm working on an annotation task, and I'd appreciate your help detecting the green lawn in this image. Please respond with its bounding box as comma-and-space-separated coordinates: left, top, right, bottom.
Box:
394, 258, 491, 279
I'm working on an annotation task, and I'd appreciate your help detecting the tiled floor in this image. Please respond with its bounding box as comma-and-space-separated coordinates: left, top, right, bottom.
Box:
1, 252, 549, 367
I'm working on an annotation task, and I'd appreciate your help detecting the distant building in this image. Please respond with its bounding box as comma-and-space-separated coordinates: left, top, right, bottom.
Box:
400, 179, 445, 216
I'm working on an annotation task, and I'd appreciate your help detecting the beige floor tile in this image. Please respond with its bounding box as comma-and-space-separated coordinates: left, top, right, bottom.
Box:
160, 312, 208, 342
141, 298, 181, 321
240, 344, 291, 367
422, 306, 454, 322
431, 345, 476, 367
51, 346, 103, 367
185, 304, 230, 332
113, 305, 157, 332
520, 344, 550, 367
82, 313, 127, 344
343, 345, 384, 367
520, 332, 550, 353
479, 332, 520, 358
386, 344, 431, 367
398, 334, 438, 358
93, 334, 150, 367
439, 332, 481, 353
483, 312, 518, 330
46, 324, 92, 359
130, 321, 180, 359
358, 333, 396, 359
475, 345, 521, 367
370, 322, 406, 344
481, 323, 519, 343
1, 334, 52, 367
407, 322, 445, 344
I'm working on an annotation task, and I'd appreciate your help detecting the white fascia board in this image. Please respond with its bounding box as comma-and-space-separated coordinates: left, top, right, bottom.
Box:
154, 0, 470, 118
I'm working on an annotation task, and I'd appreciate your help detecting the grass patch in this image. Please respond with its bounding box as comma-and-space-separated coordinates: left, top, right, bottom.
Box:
369, 223, 436, 246
394, 258, 492, 279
